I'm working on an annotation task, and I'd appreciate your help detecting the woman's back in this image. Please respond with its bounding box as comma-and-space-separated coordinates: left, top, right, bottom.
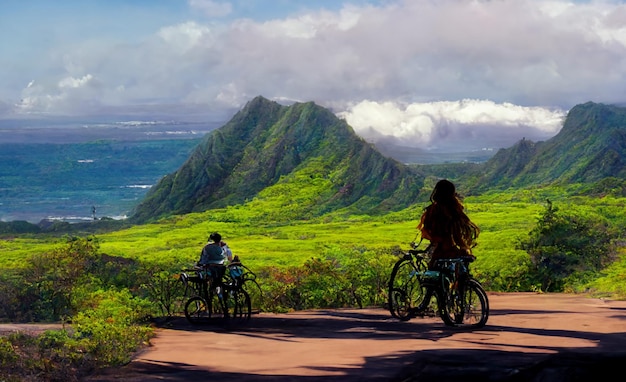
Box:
418, 180, 479, 261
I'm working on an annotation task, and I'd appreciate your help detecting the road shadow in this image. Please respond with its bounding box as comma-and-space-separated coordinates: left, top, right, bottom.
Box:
86, 306, 626, 382
156, 309, 455, 343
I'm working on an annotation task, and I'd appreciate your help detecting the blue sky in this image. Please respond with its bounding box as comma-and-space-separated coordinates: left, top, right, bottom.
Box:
2, 0, 626, 150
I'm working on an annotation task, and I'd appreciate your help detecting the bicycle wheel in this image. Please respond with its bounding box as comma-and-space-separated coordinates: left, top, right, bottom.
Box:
388, 258, 428, 320
184, 296, 210, 324
441, 278, 488, 328
243, 278, 263, 314
389, 287, 412, 321
469, 280, 489, 326
225, 288, 252, 324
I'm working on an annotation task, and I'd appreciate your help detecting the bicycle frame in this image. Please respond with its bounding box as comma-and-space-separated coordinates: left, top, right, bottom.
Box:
181, 263, 254, 325
227, 262, 263, 314
388, 243, 489, 328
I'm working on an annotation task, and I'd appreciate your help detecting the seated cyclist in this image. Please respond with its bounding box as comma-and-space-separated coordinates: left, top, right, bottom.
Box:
412, 179, 480, 315
198, 232, 233, 283
418, 179, 479, 269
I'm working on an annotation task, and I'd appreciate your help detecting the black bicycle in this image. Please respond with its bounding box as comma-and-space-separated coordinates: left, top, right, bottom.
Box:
180, 262, 252, 325
388, 242, 489, 328
226, 258, 263, 314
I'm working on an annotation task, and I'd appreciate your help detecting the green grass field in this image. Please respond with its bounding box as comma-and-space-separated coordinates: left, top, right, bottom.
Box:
2, 185, 625, 298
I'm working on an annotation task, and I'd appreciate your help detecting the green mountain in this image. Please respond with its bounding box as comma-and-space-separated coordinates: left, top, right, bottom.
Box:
130, 96, 425, 223
131, 99, 626, 223
466, 102, 626, 190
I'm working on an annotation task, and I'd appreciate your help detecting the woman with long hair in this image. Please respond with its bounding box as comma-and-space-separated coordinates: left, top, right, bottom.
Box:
417, 179, 480, 268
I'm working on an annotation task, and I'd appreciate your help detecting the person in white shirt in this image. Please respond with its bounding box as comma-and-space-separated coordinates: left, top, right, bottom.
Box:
198, 232, 233, 281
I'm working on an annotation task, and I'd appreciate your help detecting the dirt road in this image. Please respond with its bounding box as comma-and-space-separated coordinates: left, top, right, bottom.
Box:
85, 293, 626, 381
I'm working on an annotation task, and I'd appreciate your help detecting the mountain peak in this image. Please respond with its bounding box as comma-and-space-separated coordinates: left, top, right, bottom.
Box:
130, 97, 423, 223
468, 102, 626, 189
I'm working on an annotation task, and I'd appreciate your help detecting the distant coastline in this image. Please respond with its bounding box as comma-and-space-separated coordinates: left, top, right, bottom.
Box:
0, 119, 497, 223
0, 120, 214, 223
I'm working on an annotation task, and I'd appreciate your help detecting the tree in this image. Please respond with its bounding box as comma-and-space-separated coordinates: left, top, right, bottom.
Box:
23, 236, 100, 320
518, 200, 615, 292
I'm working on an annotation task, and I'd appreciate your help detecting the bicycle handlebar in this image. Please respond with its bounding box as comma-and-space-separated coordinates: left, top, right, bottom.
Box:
406, 245, 475, 264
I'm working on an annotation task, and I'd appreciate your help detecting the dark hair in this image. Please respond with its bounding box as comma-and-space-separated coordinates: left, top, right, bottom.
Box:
430, 179, 457, 204
423, 179, 479, 249
209, 232, 221, 242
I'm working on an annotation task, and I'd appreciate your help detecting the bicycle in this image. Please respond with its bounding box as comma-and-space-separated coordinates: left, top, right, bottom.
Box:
180, 262, 252, 325
226, 258, 264, 314
388, 241, 489, 328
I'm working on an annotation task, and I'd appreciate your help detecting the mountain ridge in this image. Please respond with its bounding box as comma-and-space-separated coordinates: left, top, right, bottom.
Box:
467, 102, 626, 190
130, 96, 424, 223
131, 98, 626, 223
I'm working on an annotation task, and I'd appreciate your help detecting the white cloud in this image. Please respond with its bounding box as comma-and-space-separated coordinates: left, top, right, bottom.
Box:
338, 100, 566, 150
58, 74, 93, 89
17, 74, 101, 115
3, 0, 626, 149
157, 21, 214, 52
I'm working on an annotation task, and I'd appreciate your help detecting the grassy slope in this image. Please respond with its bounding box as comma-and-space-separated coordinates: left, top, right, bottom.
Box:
2, 180, 625, 297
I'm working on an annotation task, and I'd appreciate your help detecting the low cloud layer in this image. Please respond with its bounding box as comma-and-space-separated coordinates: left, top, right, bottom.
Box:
2, 0, 625, 149
338, 99, 566, 149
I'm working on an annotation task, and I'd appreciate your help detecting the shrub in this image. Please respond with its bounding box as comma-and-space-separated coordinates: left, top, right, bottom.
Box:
518, 200, 616, 291
0, 288, 154, 382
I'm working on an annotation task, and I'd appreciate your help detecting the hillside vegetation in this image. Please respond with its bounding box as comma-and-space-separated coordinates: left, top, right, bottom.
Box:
130, 96, 424, 223
2, 98, 626, 380
465, 102, 626, 190
3, 98, 626, 297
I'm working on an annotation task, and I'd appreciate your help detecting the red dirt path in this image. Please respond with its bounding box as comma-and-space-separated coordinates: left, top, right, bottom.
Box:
84, 292, 626, 381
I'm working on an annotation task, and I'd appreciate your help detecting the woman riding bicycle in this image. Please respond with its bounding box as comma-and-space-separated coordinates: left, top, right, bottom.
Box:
418, 179, 480, 269
413, 179, 480, 314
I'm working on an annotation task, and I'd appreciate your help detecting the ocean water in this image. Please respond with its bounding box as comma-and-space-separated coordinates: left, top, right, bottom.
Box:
0, 119, 218, 223
0, 185, 151, 223
0, 118, 497, 223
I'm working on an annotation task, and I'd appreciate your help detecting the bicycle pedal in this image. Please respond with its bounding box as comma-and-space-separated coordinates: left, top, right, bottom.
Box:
407, 308, 421, 318
409, 307, 434, 318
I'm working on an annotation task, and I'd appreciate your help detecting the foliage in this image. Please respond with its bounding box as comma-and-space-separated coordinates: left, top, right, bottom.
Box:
585, 251, 626, 297
0, 220, 41, 234
131, 96, 424, 223
0, 289, 153, 382
518, 199, 617, 292
22, 236, 100, 320
71, 289, 153, 364
254, 249, 397, 312
139, 266, 186, 317
0, 236, 149, 322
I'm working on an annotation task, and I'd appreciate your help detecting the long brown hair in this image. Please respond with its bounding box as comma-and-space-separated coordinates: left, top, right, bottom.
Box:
420, 179, 479, 249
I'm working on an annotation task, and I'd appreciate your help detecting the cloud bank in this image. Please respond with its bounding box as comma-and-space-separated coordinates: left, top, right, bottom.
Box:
3, 0, 626, 149
338, 99, 566, 149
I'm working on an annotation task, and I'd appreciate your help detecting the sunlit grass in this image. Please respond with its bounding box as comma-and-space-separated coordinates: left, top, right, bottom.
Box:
2, 185, 625, 297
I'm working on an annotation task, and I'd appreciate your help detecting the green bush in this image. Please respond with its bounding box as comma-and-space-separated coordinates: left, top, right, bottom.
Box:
139, 265, 187, 318
518, 200, 617, 292
247, 247, 396, 312
0, 336, 18, 369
